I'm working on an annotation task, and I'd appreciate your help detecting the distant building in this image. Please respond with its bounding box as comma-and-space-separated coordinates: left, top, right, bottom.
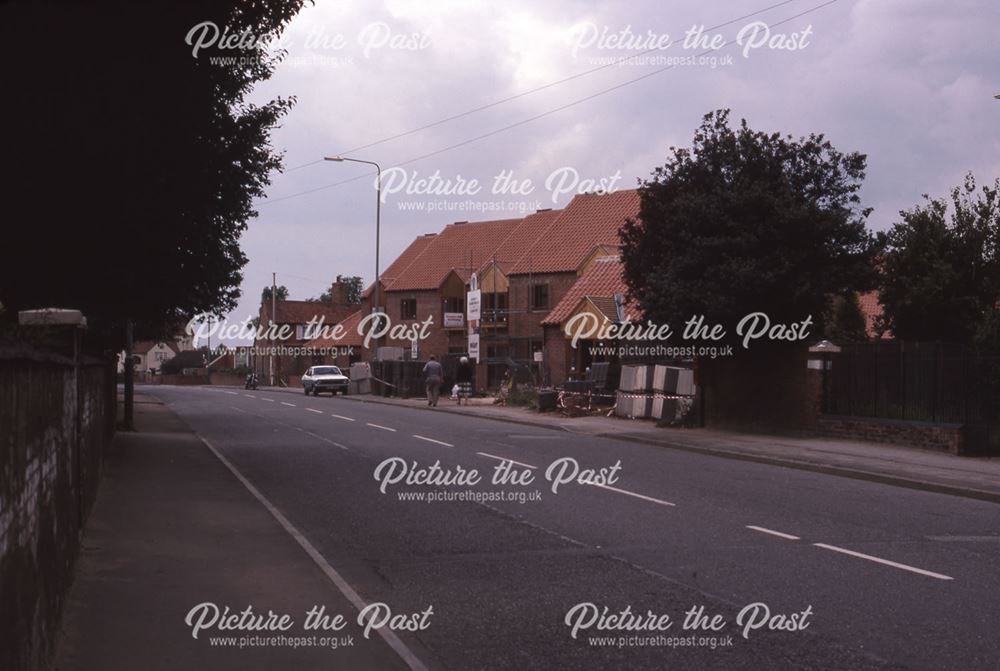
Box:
120, 340, 179, 373
254, 278, 361, 385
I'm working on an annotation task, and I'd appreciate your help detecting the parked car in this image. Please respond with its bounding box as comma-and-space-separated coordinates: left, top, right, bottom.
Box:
302, 366, 349, 396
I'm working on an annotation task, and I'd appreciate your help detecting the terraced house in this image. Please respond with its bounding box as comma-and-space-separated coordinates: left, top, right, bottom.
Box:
365, 189, 643, 387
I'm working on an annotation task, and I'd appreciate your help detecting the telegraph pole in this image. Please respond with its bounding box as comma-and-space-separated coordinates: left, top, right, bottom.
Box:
270, 271, 276, 386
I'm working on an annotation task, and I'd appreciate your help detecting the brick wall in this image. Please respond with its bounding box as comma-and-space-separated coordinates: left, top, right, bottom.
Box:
818, 416, 964, 454
507, 272, 578, 339
543, 325, 570, 386
0, 347, 115, 671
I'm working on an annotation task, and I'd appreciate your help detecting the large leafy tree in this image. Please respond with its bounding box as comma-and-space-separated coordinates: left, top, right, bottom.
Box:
877, 174, 1000, 346
0, 1, 309, 348
620, 110, 877, 343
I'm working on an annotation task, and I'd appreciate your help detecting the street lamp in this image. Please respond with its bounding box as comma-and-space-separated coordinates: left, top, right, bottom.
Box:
325, 156, 382, 330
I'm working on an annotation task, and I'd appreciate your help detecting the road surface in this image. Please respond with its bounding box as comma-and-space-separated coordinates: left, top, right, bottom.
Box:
146, 385, 1000, 670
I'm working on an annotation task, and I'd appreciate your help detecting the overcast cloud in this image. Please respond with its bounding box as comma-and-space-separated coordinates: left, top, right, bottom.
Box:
222, 0, 999, 338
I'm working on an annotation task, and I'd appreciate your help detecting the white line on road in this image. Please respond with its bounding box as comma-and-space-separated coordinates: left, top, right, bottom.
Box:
261, 398, 275, 402
588, 483, 676, 507
281, 402, 296, 407
306, 408, 323, 414
244, 394, 256, 398
413, 435, 453, 447
331, 414, 355, 422
367, 422, 397, 432
813, 543, 954, 581
195, 434, 427, 670
302, 430, 350, 452
746, 525, 800, 541
225, 391, 238, 395
476, 452, 537, 470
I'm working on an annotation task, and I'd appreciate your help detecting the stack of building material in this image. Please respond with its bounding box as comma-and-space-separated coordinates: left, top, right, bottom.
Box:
652, 365, 695, 395
615, 393, 653, 419
619, 364, 652, 393
616, 364, 654, 418
651, 395, 694, 422
349, 362, 372, 395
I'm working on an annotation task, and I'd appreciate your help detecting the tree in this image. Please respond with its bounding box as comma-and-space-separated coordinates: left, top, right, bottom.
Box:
823, 293, 869, 344
262, 285, 290, 302
877, 174, 1000, 346
309, 275, 364, 304
620, 110, 877, 342
0, 1, 309, 348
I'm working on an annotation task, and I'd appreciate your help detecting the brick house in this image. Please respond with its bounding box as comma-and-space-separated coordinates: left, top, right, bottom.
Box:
540, 255, 642, 384
254, 278, 360, 385
361, 189, 643, 387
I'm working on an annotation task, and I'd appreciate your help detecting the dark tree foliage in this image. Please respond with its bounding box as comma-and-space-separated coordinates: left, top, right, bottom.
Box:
309, 275, 364, 304
877, 174, 1000, 347
823, 293, 869, 344
262, 285, 290, 302
620, 110, 877, 343
0, 1, 309, 348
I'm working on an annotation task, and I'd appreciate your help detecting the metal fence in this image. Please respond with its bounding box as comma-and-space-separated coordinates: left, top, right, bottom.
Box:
821, 341, 1000, 453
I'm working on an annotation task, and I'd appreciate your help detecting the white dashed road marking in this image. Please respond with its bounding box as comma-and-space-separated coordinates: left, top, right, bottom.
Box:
367, 423, 397, 432
413, 435, 453, 447
281, 402, 296, 407
306, 408, 323, 414
813, 543, 954, 581
477, 452, 537, 470
331, 414, 355, 422
588, 483, 675, 507
746, 525, 800, 540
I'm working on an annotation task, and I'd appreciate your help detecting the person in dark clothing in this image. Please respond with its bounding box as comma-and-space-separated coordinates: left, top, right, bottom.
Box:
422, 355, 443, 406
455, 356, 473, 405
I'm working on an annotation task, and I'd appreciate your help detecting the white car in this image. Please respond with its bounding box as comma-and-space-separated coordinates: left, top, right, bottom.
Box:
302, 366, 349, 396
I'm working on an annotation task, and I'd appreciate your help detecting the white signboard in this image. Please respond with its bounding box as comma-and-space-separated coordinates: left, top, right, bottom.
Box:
443, 312, 464, 328
466, 289, 481, 322
468, 333, 480, 363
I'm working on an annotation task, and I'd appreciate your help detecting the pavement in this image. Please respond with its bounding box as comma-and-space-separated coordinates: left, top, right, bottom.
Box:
52, 385, 1000, 670
258, 385, 1000, 504
52, 394, 418, 671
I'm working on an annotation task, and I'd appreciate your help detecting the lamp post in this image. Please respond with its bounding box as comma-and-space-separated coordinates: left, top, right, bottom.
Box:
325, 156, 382, 330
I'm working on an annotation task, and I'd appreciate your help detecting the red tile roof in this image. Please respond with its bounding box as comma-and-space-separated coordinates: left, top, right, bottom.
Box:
858, 291, 890, 339
260, 300, 347, 327
363, 233, 437, 297
481, 209, 561, 274
387, 217, 524, 291
542, 256, 641, 325
304, 309, 366, 348
509, 190, 640, 275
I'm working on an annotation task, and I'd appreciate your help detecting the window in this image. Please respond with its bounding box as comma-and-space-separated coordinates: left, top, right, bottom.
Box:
400, 298, 417, 320
531, 284, 549, 310
442, 297, 463, 314
483, 292, 508, 323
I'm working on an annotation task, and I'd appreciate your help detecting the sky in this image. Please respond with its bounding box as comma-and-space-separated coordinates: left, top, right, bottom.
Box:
219, 0, 1000, 339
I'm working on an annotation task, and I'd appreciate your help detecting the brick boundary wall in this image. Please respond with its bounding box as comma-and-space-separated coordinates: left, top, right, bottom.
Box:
817, 415, 964, 455
0, 346, 116, 671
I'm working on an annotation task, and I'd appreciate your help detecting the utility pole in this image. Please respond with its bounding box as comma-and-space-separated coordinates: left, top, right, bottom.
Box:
270, 271, 276, 386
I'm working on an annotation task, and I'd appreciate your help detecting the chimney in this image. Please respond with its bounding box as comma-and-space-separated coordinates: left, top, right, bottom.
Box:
330, 278, 352, 306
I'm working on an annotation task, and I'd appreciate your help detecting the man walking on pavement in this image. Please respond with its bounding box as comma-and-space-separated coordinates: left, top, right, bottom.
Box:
423, 355, 443, 407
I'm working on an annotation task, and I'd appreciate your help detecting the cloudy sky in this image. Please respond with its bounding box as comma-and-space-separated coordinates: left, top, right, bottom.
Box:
227, 0, 999, 333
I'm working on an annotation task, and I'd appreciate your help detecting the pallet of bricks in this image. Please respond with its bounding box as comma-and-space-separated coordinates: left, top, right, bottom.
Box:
615, 364, 695, 421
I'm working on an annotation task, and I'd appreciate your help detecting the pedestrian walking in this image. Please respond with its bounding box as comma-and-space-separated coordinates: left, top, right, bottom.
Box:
456, 356, 473, 405
422, 355, 443, 407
